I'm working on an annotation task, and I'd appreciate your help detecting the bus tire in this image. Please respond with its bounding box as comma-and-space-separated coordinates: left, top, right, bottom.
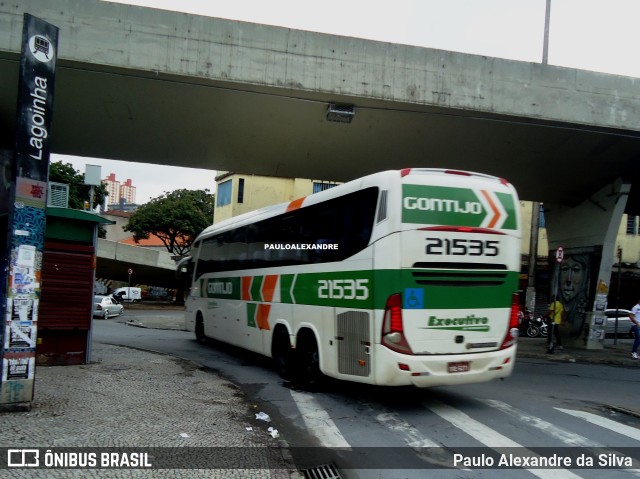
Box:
195, 314, 206, 343
295, 331, 323, 390
272, 326, 293, 380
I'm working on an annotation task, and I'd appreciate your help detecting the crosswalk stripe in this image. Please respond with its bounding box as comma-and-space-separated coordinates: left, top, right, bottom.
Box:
290, 390, 350, 448
374, 410, 464, 470
426, 399, 583, 479
483, 399, 601, 447
556, 408, 640, 442
375, 411, 440, 448
487, 400, 640, 477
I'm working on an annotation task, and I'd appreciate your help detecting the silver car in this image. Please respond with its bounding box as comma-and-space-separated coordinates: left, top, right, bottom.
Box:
604, 309, 633, 336
93, 295, 124, 319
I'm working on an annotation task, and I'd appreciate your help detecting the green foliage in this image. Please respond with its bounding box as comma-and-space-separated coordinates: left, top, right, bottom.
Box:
49, 161, 108, 210
124, 189, 214, 255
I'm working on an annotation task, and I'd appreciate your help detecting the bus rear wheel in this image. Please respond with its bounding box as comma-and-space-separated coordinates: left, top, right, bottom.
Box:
195, 314, 206, 343
272, 326, 293, 380
295, 332, 323, 390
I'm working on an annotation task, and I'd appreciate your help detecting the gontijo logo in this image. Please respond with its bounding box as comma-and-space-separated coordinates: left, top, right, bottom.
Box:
402, 184, 517, 230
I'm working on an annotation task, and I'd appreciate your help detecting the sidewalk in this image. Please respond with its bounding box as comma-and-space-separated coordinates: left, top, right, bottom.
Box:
0, 342, 298, 478
517, 336, 640, 367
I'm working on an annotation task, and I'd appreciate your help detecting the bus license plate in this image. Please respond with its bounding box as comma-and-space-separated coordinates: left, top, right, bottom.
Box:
448, 361, 470, 373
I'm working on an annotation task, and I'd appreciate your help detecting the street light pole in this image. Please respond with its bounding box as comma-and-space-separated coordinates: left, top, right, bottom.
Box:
542, 0, 551, 64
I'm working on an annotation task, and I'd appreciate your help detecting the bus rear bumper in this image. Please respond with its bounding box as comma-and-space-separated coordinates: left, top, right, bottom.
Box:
375, 345, 517, 387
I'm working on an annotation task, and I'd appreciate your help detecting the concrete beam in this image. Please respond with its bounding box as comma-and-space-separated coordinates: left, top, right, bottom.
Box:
96, 239, 176, 288
2, 0, 639, 133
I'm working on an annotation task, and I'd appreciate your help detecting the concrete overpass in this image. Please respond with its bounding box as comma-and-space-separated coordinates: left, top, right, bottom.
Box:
1, 0, 640, 209
2, 0, 640, 346
96, 239, 176, 288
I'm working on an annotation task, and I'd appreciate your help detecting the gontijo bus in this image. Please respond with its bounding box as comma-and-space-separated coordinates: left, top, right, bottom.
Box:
182, 168, 522, 387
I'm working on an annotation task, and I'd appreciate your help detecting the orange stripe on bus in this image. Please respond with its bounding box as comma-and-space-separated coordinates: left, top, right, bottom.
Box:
242, 276, 252, 301
286, 197, 306, 212
262, 275, 278, 302
256, 304, 271, 330
480, 190, 500, 228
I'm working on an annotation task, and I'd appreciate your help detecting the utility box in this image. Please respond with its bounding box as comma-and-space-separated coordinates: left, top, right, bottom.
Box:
37, 207, 113, 365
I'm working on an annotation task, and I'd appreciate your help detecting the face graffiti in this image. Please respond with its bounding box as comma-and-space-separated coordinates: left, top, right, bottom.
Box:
559, 256, 587, 303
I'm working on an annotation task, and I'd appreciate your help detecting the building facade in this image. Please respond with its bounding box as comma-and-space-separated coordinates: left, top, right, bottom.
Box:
213, 171, 338, 224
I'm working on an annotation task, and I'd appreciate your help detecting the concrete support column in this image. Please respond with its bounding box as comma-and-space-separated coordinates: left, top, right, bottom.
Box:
544, 178, 630, 349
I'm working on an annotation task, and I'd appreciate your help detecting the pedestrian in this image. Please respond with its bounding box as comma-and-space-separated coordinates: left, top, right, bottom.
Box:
629, 299, 640, 360
546, 295, 564, 354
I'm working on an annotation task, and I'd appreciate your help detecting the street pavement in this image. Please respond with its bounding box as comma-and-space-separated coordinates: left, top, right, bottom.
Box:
1, 304, 639, 477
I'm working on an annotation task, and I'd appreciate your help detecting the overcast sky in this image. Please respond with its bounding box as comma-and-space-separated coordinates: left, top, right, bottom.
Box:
55, 0, 640, 204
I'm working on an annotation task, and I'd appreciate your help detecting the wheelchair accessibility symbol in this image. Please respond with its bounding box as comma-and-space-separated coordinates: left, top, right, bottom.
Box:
403, 288, 424, 309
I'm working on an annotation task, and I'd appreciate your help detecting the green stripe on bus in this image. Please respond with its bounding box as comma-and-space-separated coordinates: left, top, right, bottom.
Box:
251, 276, 263, 301
495, 191, 517, 230
247, 303, 257, 327
280, 274, 295, 303
289, 270, 376, 309
201, 269, 518, 310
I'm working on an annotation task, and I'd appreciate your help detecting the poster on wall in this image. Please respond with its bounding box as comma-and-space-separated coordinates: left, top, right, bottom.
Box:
2, 354, 35, 381
4, 322, 37, 350
8, 298, 38, 323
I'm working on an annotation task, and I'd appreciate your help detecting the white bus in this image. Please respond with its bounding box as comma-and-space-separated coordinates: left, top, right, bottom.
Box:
183, 168, 522, 388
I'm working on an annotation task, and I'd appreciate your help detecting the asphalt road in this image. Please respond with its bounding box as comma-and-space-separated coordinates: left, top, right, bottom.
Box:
93, 316, 640, 479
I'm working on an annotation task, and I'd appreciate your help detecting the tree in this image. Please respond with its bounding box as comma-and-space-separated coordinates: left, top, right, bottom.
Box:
49, 161, 108, 210
124, 189, 214, 256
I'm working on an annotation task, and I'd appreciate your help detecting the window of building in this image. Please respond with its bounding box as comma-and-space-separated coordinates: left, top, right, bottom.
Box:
217, 180, 232, 207
627, 215, 637, 235
538, 205, 546, 228
312, 182, 338, 194
237, 178, 245, 204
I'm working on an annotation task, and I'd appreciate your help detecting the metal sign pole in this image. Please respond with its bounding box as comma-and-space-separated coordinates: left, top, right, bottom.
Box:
0, 14, 58, 408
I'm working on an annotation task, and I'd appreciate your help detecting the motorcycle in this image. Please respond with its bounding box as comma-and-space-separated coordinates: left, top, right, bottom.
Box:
519, 310, 548, 338
526, 315, 548, 338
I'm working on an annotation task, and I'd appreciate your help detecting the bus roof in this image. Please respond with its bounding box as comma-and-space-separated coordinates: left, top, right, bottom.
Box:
195, 169, 514, 242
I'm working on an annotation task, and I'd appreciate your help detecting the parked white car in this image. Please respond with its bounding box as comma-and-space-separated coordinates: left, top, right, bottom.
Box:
604, 309, 633, 337
93, 295, 124, 319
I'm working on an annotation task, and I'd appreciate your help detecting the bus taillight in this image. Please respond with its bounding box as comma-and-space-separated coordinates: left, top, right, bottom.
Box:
382, 293, 414, 354
500, 293, 520, 350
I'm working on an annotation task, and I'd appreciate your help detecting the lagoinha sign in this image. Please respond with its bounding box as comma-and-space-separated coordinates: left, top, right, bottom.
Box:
402, 184, 517, 230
